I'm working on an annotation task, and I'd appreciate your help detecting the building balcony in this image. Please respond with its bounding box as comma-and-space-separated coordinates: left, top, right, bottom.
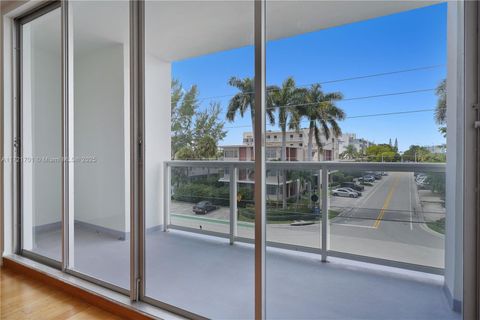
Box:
162, 160, 454, 318
28, 160, 457, 318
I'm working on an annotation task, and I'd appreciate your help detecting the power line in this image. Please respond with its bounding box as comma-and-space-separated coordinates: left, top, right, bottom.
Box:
264, 88, 436, 111
223, 108, 435, 129
346, 108, 435, 119
171, 64, 445, 104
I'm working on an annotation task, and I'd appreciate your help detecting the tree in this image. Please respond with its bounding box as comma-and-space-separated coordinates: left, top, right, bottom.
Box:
291, 84, 345, 161
340, 144, 358, 160
226, 77, 276, 154
270, 77, 306, 208
403, 145, 446, 163
403, 145, 429, 162
174, 146, 195, 160
171, 80, 227, 159
196, 136, 218, 159
171, 80, 198, 157
435, 79, 447, 137
193, 102, 227, 152
365, 144, 399, 162
270, 77, 304, 160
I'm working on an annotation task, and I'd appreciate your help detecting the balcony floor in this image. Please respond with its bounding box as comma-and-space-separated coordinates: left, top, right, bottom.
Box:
33, 226, 459, 319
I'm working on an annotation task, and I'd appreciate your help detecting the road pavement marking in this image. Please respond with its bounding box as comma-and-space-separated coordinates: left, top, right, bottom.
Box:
333, 175, 390, 226
334, 223, 376, 229
373, 176, 400, 229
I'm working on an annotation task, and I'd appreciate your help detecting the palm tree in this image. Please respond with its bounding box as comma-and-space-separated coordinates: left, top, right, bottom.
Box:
270, 77, 305, 161
269, 77, 304, 208
226, 77, 276, 153
291, 84, 345, 161
435, 79, 446, 136
340, 144, 358, 160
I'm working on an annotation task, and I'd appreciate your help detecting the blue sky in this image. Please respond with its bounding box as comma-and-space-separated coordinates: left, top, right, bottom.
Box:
172, 3, 447, 152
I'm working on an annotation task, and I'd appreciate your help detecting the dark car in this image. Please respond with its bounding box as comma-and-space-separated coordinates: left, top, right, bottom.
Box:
366, 171, 382, 180
193, 201, 217, 214
341, 182, 365, 191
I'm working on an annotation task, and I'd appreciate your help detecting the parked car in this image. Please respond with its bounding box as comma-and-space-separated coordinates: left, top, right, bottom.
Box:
364, 171, 381, 180
343, 187, 362, 196
341, 181, 364, 191
416, 175, 429, 188
359, 175, 375, 183
332, 188, 359, 198
416, 174, 427, 182
193, 201, 217, 214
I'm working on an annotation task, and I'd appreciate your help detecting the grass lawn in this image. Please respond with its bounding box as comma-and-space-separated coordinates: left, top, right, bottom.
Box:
426, 217, 445, 234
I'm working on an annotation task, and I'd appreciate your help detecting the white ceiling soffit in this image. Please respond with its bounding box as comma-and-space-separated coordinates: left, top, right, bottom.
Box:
41, 1, 441, 61
145, 0, 441, 61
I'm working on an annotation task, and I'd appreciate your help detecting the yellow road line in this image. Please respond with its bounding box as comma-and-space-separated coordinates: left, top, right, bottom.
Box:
373, 176, 400, 229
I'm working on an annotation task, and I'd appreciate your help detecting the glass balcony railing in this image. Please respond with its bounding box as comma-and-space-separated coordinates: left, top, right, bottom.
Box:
163, 160, 446, 273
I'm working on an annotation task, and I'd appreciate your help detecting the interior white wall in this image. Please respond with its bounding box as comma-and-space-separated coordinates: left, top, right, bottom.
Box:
444, 0, 463, 311
145, 54, 171, 229
29, 26, 62, 229
73, 43, 127, 233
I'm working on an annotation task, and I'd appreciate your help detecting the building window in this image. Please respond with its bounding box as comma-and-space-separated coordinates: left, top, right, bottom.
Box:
224, 150, 239, 158
267, 185, 277, 195
266, 148, 277, 159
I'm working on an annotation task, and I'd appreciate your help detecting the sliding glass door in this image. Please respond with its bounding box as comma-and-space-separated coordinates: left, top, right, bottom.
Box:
68, 0, 131, 290
19, 4, 62, 263
143, 1, 255, 317
13, 1, 464, 319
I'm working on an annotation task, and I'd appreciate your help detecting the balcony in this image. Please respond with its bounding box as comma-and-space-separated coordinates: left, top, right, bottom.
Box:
163, 160, 454, 318
26, 159, 458, 318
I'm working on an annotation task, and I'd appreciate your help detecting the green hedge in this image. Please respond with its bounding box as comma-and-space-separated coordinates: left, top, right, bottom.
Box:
172, 182, 254, 207
239, 207, 320, 222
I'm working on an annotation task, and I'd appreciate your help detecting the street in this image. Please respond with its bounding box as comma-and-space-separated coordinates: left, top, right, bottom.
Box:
170, 172, 445, 268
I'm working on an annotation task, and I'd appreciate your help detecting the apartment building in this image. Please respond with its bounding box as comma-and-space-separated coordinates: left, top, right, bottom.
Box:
337, 133, 373, 155
242, 130, 372, 161
221, 144, 302, 200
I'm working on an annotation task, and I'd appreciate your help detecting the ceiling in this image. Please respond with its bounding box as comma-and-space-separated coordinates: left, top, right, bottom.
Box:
29, 1, 441, 62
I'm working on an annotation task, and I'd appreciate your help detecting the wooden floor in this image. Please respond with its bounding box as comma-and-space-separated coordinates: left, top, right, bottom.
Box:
0, 267, 124, 319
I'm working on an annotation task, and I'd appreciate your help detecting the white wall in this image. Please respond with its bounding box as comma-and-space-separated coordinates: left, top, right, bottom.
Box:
30, 34, 62, 228
74, 43, 127, 233
19, 12, 62, 251
145, 54, 171, 229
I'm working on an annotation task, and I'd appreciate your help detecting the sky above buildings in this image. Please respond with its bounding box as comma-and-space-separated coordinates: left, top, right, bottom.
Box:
172, 3, 447, 152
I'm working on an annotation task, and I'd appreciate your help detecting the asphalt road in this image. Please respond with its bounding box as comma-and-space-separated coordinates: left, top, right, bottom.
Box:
170, 172, 445, 268
329, 172, 445, 268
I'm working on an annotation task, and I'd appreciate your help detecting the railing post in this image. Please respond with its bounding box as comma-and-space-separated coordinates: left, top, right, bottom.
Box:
163, 163, 171, 232
321, 168, 330, 262
229, 166, 238, 245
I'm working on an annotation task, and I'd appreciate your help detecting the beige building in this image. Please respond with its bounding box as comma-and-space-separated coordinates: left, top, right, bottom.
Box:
241, 129, 372, 161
